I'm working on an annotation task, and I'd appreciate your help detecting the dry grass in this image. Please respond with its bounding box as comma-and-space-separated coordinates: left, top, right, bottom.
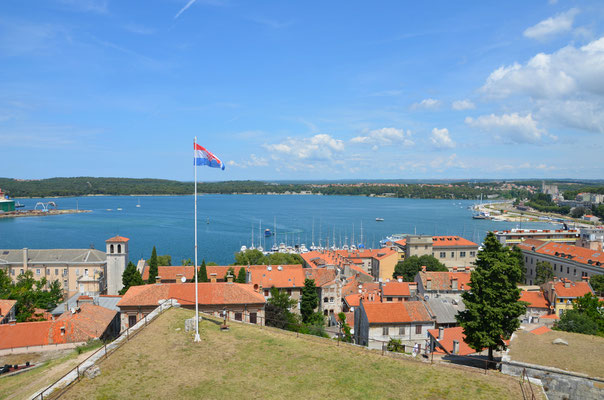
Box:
0, 348, 97, 400
509, 329, 604, 378
60, 308, 526, 400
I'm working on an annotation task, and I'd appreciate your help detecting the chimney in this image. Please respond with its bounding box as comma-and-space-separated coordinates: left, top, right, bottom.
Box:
409, 282, 418, 296
226, 273, 234, 283
453, 266, 457, 272
451, 278, 458, 291
564, 279, 570, 289
426, 278, 432, 291
438, 327, 444, 341
452, 340, 459, 355
210, 273, 217, 283
155, 276, 161, 284
422, 265, 427, 272
22, 248, 28, 270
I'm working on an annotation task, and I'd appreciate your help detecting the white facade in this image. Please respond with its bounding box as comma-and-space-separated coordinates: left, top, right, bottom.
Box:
106, 239, 128, 295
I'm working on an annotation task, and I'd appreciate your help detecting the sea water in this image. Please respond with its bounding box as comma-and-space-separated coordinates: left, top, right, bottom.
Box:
0, 195, 554, 265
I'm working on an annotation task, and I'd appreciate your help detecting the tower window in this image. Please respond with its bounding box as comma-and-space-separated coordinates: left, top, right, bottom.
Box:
110, 244, 114, 254
118, 244, 122, 253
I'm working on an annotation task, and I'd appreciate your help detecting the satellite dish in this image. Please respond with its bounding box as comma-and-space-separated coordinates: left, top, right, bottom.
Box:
181, 276, 187, 283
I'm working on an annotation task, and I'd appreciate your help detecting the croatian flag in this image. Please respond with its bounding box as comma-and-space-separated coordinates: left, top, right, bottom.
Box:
194, 143, 225, 170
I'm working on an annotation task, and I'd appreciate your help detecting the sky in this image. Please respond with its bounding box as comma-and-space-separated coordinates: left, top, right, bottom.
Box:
1, 0, 604, 181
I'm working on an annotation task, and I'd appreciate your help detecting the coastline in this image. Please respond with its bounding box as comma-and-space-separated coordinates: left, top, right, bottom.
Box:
0, 209, 91, 219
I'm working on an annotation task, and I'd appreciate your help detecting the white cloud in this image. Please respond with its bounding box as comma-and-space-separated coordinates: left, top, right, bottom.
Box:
411, 98, 441, 110
451, 99, 475, 110
523, 8, 579, 40
264, 134, 345, 162
481, 36, 604, 134
227, 154, 268, 168
465, 113, 552, 144
175, 0, 198, 19
350, 127, 414, 150
430, 128, 455, 149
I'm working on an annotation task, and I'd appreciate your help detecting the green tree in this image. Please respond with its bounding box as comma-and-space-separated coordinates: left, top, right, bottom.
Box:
157, 255, 171, 266
181, 258, 192, 266
147, 246, 158, 284
233, 249, 266, 266
120, 261, 144, 295
300, 278, 319, 323
338, 312, 353, 343
555, 310, 600, 336
236, 267, 246, 283
590, 275, 604, 297
510, 245, 526, 282
387, 338, 405, 353
392, 255, 448, 281
571, 206, 586, 219
456, 232, 526, 361
265, 287, 297, 329
534, 261, 554, 286
199, 260, 208, 283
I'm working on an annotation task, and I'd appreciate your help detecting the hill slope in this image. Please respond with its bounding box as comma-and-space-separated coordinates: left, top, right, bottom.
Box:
61, 308, 525, 400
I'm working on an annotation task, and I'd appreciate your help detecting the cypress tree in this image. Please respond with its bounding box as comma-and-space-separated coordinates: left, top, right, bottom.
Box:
456, 232, 526, 361
199, 259, 208, 283
236, 267, 246, 283
147, 246, 158, 284
300, 278, 318, 324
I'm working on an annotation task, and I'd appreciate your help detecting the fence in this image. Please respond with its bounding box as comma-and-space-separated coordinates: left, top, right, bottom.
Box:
30, 299, 176, 400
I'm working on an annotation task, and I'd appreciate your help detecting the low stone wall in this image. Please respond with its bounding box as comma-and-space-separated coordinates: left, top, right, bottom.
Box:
0, 342, 84, 356
501, 359, 604, 400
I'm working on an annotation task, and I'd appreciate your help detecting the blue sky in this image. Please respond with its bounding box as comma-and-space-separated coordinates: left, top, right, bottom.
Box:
2, 0, 604, 181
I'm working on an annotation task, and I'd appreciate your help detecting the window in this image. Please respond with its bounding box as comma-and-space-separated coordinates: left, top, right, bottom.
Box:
63, 268, 67, 276
287, 289, 292, 295
110, 244, 114, 254
440, 252, 446, 258
329, 297, 334, 303
573, 268, 576, 276
399, 326, 405, 335
567, 267, 570, 274
117, 244, 121, 253
76, 269, 79, 276
460, 251, 466, 257
324, 297, 329, 303
451, 252, 455, 258
20, 269, 24, 275
11, 269, 14, 276
36, 269, 40, 275
249, 312, 257, 324
387, 297, 392, 302
55, 268, 59, 275
84, 269, 89, 276
63, 279, 68, 286
382, 327, 389, 336
264, 289, 269, 297
470, 251, 476, 257
129, 315, 137, 327
234, 312, 242, 321
415, 325, 422, 334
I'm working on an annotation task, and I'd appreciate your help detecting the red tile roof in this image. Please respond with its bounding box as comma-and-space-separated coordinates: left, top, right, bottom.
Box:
427, 327, 477, 356
141, 265, 248, 281
0, 303, 117, 350
117, 282, 266, 307
517, 240, 604, 268
363, 301, 431, 324
304, 268, 337, 287
530, 326, 551, 335
105, 235, 129, 243
431, 236, 478, 247
418, 271, 472, 291
540, 313, 559, 320
381, 281, 412, 297
520, 290, 549, 309
0, 299, 17, 316
247, 265, 306, 289
553, 280, 593, 298
342, 279, 379, 298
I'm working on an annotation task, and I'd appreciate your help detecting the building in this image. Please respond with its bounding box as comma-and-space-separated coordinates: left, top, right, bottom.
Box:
117, 282, 266, 331
414, 267, 472, 300
516, 239, 604, 285
428, 326, 478, 356
0, 299, 17, 324
380, 279, 418, 302
576, 228, 604, 251
247, 265, 306, 310
141, 265, 247, 283
0, 303, 119, 353
106, 236, 129, 295
50, 294, 122, 317
519, 290, 550, 323
301, 248, 399, 281
541, 278, 594, 317
425, 297, 465, 328
0, 188, 15, 213
394, 235, 478, 270
493, 229, 580, 246
354, 300, 434, 351
304, 268, 342, 322
583, 214, 600, 223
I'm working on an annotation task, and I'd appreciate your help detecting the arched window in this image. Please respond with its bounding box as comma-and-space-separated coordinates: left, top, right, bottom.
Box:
117, 244, 122, 253
110, 244, 114, 254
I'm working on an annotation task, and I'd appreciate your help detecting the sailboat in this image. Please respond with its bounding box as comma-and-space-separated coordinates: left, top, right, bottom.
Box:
136, 198, 141, 208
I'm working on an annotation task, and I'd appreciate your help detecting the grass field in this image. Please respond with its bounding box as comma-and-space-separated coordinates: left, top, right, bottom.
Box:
59, 308, 527, 400
509, 329, 604, 378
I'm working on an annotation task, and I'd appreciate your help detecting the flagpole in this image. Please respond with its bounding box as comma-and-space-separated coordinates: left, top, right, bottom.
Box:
194, 136, 201, 342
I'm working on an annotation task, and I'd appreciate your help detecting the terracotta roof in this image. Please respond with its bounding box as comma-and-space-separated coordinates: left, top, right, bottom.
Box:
381, 281, 413, 297
105, 235, 129, 243
344, 292, 380, 307
141, 265, 248, 281
117, 282, 266, 307
417, 271, 472, 291
520, 290, 549, 309
431, 236, 478, 247
0, 303, 117, 350
0, 299, 17, 316
530, 326, 551, 335
362, 301, 431, 324
553, 280, 593, 298
248, 265, 306, 289
304, 268, 337, 287
517, 240, 604, 268
427, 327, 477, 356
540, 313, 559, 320
342, 279, 380, 298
